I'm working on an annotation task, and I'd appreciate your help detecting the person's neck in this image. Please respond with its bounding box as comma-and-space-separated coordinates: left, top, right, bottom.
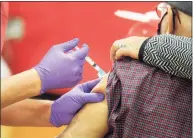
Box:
175, 28, 192, 38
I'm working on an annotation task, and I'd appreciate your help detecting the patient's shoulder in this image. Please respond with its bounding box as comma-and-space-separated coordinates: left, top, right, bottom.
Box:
115, 58, 157, 75
114, 59, 190, 83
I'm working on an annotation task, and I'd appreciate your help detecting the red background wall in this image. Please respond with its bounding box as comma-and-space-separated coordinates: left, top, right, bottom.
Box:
4, 2, 159, 94
1, 2, 9, 51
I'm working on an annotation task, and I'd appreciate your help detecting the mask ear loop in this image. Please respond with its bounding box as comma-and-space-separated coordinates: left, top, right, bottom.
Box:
171, 8, 181, 34
172, 9, 176, 34
166, 7, 175, 34
157, 12, 168, 35
156, 3, 170, 35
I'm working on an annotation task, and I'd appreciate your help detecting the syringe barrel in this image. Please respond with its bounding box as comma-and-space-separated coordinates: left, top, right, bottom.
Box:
75, 46, 106, 78
85, 56, 95, 66
75, 47, 95, 66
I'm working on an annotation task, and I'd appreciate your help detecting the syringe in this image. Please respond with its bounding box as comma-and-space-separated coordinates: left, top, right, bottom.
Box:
75, 46, 106, 78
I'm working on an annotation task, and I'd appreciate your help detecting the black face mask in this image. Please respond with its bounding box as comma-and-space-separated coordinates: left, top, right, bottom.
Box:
157, 12, 168, 35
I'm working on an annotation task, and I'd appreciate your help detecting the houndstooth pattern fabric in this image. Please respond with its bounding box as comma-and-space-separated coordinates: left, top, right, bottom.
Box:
143, 34, 192, 79
105, 59, 192, 138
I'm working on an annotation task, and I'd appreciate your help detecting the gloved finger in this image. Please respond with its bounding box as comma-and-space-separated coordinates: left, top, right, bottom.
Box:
79, 59, 85, 67
67, 50, 74, 54
55, 38, 79, 52
81, 79, 101, 93
72, 43, 89, 60
75, 66, 83, 77
83, 93, 105, 103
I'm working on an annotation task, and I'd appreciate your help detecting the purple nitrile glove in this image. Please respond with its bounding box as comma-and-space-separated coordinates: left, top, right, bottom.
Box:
34, 38, 89, 94
50, 79, 104, 127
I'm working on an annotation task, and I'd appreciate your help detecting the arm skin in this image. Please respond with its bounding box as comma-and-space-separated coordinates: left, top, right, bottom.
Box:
1, 69, 41, 109
56, 74, 109, 138
1, 99, 54, 127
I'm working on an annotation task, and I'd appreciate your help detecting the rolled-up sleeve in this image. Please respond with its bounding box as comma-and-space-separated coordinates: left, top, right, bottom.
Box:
138, 34, 192, 79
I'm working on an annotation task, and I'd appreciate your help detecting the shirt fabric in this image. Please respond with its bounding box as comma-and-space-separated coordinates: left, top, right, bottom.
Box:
105, 59, 192, 138
139, 34, 192, 79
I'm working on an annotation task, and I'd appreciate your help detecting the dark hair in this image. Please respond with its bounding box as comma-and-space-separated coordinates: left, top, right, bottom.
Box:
166, 2, 192, 17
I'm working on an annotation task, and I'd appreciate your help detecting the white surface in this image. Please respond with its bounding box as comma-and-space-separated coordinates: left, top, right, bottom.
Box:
1, 56, 12, 78
6, 18, 24, 41
114, 10, 159, 22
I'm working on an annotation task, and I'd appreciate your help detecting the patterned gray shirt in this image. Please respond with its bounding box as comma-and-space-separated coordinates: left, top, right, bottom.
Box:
139, 34, 192, 79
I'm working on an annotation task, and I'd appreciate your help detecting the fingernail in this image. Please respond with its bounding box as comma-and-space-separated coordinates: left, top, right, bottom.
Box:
66, 38, 77, 44
73, 38, 79, 41
82, 43, 88, 47
97, 93, 105, 100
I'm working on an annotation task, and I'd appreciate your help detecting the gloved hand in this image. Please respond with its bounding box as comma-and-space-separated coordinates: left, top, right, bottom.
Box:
50, 79, 105, 127
34, 38, 88, 94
